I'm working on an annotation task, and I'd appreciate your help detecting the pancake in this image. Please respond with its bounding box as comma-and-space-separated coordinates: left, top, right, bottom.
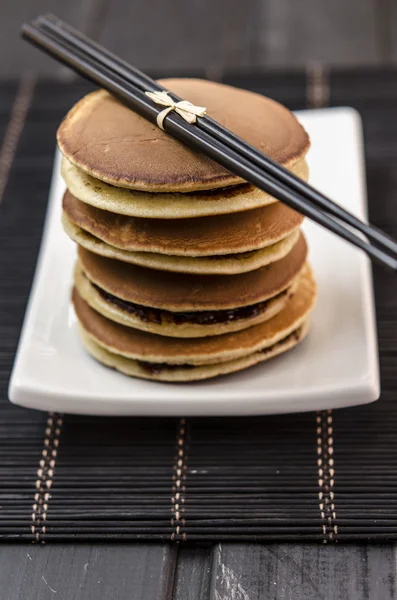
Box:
73, 264, 315, 366
57, 79, 310, 193
63, 190, 304, 255
73, 266, 316, 381
64, 213, 301, 275
62, 156, 309, 219
77, 232, 307, 309
74, 263, 299, 337
78, 320, 310, 382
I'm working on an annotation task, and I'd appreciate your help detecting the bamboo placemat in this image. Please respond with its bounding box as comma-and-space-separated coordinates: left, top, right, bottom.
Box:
1, 69, 397, 543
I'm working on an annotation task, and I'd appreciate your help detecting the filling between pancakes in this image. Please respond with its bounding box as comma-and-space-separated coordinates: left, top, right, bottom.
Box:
136, 326, 304, 374
91, 281, 292, 326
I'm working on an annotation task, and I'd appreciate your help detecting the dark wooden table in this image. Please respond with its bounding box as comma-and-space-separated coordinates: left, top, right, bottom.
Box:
1, 542, 396, 599
1, 71, 397, 599
2, 0, 397, 77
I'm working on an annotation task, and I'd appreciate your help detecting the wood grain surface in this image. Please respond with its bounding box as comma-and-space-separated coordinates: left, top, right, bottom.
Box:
209, 544, 397, 600
0, 544, 177, 600
0, 543, 396, 599
2, 0, 397, 76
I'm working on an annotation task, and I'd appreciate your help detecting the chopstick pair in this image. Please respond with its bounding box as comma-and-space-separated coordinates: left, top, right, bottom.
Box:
22, 15, 397, 270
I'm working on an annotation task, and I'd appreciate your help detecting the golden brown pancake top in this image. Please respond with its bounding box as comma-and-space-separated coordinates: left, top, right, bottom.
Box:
63, 190, 304, 256
72, 266, 315, 362
57, 79, 310, 192
77, 234, 308, 310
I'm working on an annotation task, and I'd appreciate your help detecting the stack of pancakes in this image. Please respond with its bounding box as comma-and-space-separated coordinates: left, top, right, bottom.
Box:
58, 78, 317, 382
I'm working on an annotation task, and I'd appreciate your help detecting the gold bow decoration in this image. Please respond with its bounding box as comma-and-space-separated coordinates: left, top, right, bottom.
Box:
145, 90, 207, 130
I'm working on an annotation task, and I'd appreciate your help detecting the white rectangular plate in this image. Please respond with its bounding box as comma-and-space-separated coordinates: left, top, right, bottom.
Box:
9, 107, 380, 415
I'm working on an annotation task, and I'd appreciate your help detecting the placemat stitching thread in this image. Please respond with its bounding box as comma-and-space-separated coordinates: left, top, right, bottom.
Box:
306, 63, 330, 109
31, 413, 63, 543
0, 73, 35, 204
317, 410, 337, 542
316, 411, 327, 540
326, 410, 337, 540
171, 418, 188, 542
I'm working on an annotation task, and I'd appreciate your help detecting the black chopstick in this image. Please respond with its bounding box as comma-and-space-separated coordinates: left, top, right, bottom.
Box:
21, 18, 397, 270
40, 14, 397, 259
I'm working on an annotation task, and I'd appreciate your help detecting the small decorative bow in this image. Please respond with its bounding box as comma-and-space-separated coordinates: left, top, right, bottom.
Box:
145, 90, 206, 130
